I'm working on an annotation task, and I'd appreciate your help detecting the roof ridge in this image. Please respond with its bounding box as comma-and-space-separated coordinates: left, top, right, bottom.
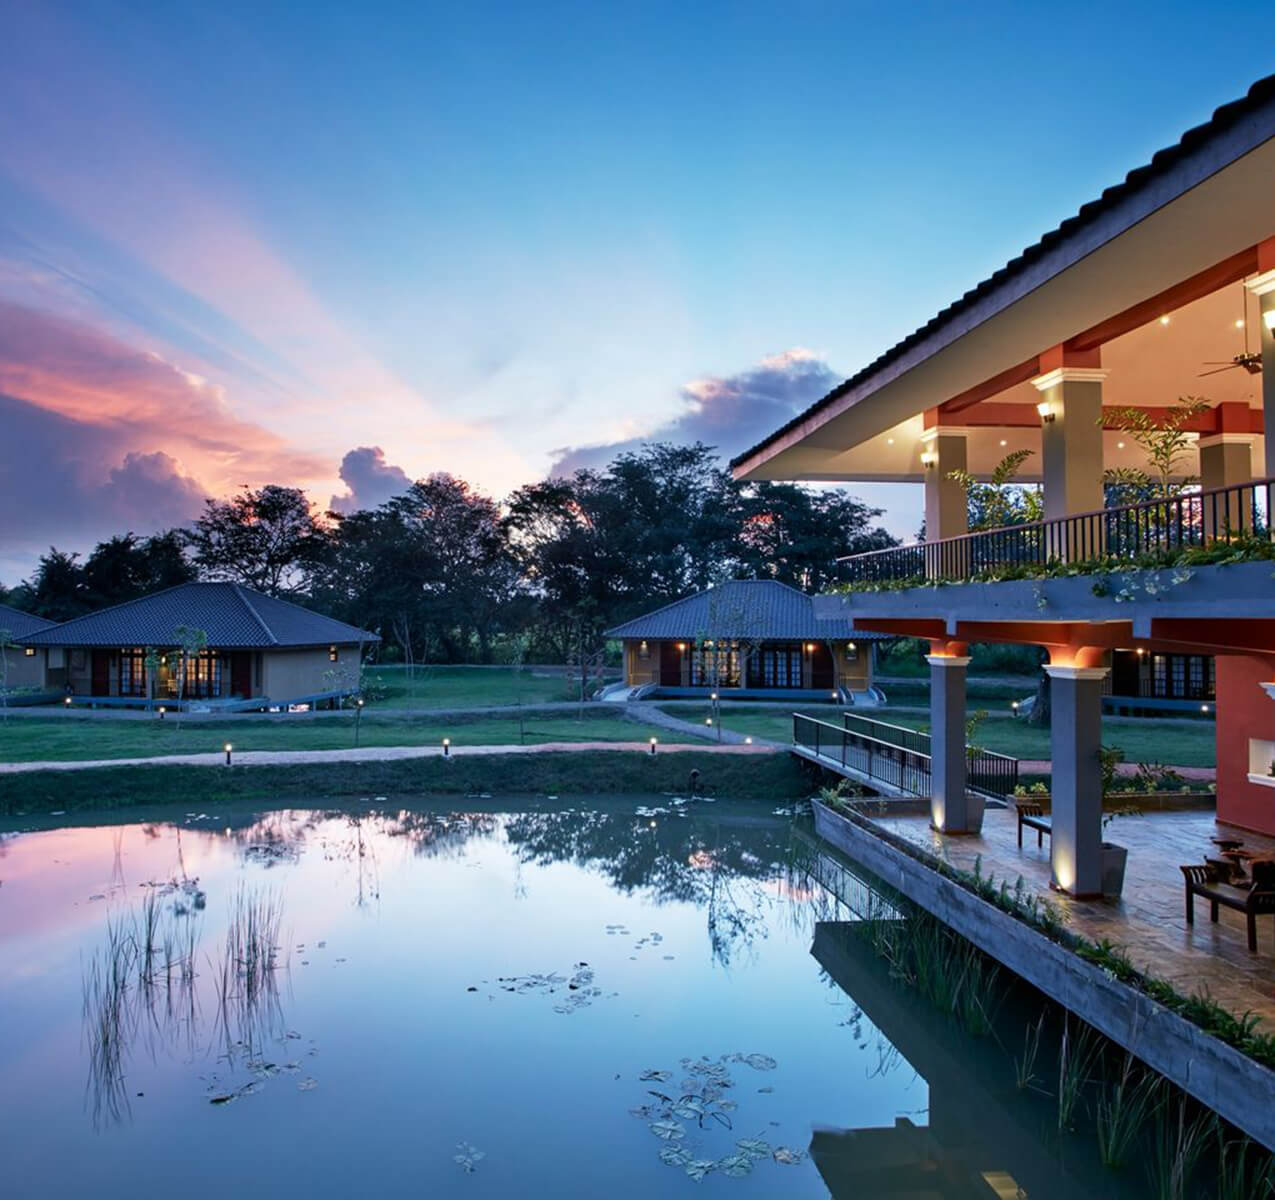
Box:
230, 583, 278, 646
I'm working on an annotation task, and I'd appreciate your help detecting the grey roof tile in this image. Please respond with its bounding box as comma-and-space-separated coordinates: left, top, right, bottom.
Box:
22, 583, 379, 649
0, 603, 59, 641
604, 580, 884, 641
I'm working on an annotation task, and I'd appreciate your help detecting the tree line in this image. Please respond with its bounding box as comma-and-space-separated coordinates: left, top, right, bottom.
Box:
2, 443, 897, 664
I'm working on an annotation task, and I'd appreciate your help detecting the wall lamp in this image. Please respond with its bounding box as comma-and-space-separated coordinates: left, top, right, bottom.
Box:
919, 450, 938, 469
1264, 309, 1275, 333
1036, 400, 1056, 423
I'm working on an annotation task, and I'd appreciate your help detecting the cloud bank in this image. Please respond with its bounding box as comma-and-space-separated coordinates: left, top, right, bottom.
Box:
329, 446, 413, 514
548, 348, 839, 476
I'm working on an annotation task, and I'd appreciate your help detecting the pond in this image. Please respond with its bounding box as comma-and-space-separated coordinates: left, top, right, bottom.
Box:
0, 795, 1154, 1197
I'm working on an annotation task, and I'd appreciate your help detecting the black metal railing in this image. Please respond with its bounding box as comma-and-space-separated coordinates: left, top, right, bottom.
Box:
839, 476, 1274, 586
841, 712, 1019, 800
794, 713, 932, 796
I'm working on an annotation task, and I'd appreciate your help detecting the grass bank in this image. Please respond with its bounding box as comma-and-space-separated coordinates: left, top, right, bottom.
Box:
0, 708, 671, 764
361, 664, 589, 709
0, 750, 815, 816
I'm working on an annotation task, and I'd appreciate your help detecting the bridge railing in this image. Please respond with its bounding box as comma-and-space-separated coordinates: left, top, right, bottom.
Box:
793, 713, 932, 796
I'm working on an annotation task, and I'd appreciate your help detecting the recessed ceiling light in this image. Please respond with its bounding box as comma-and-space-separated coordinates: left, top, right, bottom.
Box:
886, 437, 894, 444
1117, 441, 1125, 449
999, 439, 1007, 446
1159, 315, 1171, 326
1235, 319, 1246, 329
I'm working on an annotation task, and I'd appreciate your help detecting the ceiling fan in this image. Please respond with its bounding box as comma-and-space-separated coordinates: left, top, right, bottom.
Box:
1199, 295, 1263, 377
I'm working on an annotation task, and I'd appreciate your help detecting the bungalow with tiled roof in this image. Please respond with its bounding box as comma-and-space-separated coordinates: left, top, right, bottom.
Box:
0, 602, 59, 694
21, 582, 379, 710
604, 579, 887, 704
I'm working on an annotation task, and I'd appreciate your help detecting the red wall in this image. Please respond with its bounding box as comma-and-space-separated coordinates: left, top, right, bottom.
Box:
1215, 654, 1275, 835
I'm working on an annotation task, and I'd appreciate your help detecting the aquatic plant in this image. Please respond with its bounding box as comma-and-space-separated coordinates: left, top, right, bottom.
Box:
1216, 1130, 1275, 1200
1014, 1012, 1046, 1093
1095, 1052, 1163, 1168
1148, 1098, 1213, 1200
1056, 1014, 1102, 1131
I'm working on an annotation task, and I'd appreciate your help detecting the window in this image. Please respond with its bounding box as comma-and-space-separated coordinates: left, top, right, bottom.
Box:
119, 648, 148, 697
691, 642, 740, 687
760, 645, 803, 688
159, 650, 224, 699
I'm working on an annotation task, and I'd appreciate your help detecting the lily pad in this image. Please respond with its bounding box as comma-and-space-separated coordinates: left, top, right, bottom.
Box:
717, 1153, 753, 1178
639, 1069, 672, 1082
736, 1137, 772, 1160
739, 1053, 777, 1071
672, 1099, 705, 1120
658, 1146, 692, 1167
773, 1146, 806, 1165
684, 1159, 716, 1182
648, 1119, 686, 1141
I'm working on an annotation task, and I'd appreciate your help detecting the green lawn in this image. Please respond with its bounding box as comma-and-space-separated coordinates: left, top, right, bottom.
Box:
657, 704, 1216, 768
361, 665, 589, 709
0, 709, 688, 764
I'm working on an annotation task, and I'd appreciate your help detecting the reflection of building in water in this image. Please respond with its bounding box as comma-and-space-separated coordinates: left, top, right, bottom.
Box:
809, 918, 1143, 1200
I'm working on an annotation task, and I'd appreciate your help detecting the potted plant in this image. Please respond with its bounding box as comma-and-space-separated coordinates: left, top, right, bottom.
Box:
1099, 745, 1141, 899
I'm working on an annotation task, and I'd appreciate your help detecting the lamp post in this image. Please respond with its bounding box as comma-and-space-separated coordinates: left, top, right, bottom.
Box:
354, 697, 364, 747
649, 737, 657, 756
443, 737, 450, 758
224, 743, 233, 766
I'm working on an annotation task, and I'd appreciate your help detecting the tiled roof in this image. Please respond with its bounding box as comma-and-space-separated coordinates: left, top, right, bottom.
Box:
0, 603, 58, 641
605, 580, 885, 641
732, 73, 1275, 472
22, 582, 379, 649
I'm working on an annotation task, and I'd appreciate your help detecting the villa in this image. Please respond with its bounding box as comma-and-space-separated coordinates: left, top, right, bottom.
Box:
0, 603, 59, 694
19, 581, 379, 709
735, 75, 1275, 897
606, 579, 886, 703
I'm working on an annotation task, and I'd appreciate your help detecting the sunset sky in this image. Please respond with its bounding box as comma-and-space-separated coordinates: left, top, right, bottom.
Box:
1, 1, 1270, 583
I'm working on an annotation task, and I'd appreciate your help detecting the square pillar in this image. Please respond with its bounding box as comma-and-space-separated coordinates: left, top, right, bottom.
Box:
1033, 367, 1107, 562
927, 652, 975, 833
921, 430, 968, 578
1247, 269, 1275, 480
1044, 664, 1108, 897
1199, 434, 1255, 536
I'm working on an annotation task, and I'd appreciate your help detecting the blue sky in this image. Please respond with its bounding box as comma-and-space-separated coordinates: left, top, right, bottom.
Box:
0, 0, 1271, 580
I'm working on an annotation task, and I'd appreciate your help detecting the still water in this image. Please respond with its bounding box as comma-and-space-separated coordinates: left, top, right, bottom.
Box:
0, 796, 1148, 1197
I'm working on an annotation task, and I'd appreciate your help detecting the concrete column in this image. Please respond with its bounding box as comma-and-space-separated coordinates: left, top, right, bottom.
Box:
1199, 434, 1255, 536
1245, 270, 1275, 480
1044, 664, 1109, 897
921, 430, 968, 577
1032, 366, 1107, 560
927, 649, 973, 833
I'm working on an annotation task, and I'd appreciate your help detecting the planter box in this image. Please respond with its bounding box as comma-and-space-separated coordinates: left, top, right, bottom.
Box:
810, 798, 1275, 1151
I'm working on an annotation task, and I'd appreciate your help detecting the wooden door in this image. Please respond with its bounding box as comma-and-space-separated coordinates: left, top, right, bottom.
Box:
810, 643, 835, 691
230, 652, 252, 698
91, 650, 111, 696
659, 642, 683, 686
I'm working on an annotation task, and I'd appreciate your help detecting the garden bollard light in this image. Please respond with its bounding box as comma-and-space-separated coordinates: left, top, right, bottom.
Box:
443, 737, 450, 758
649, 737, 657, 756
224, 743, 233, 766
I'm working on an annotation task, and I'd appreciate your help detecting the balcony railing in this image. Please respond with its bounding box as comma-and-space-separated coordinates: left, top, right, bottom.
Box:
793, 712, 1019, 801
838, 476, 1274, 586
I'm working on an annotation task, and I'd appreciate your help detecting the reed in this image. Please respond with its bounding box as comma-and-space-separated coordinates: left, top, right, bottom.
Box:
1095, 1051, 1163, 1168
1056, 1014, 1102, 1131
1148, 1098, 1214, 1200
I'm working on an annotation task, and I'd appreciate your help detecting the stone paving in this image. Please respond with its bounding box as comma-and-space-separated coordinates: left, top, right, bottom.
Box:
0, 740, 777, 774
871, 805, 1275, 1024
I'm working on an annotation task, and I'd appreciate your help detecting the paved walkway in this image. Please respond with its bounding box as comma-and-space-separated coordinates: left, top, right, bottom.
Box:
870, 806, 1275, 1023
0, 740, 778, 774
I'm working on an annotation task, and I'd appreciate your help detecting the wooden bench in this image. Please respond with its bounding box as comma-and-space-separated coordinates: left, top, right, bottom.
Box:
1016, 803, 1051, 849
1181, 861, 1275, 953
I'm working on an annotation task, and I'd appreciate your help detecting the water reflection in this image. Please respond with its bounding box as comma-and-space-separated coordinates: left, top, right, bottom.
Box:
0, 800, 1176, 1197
